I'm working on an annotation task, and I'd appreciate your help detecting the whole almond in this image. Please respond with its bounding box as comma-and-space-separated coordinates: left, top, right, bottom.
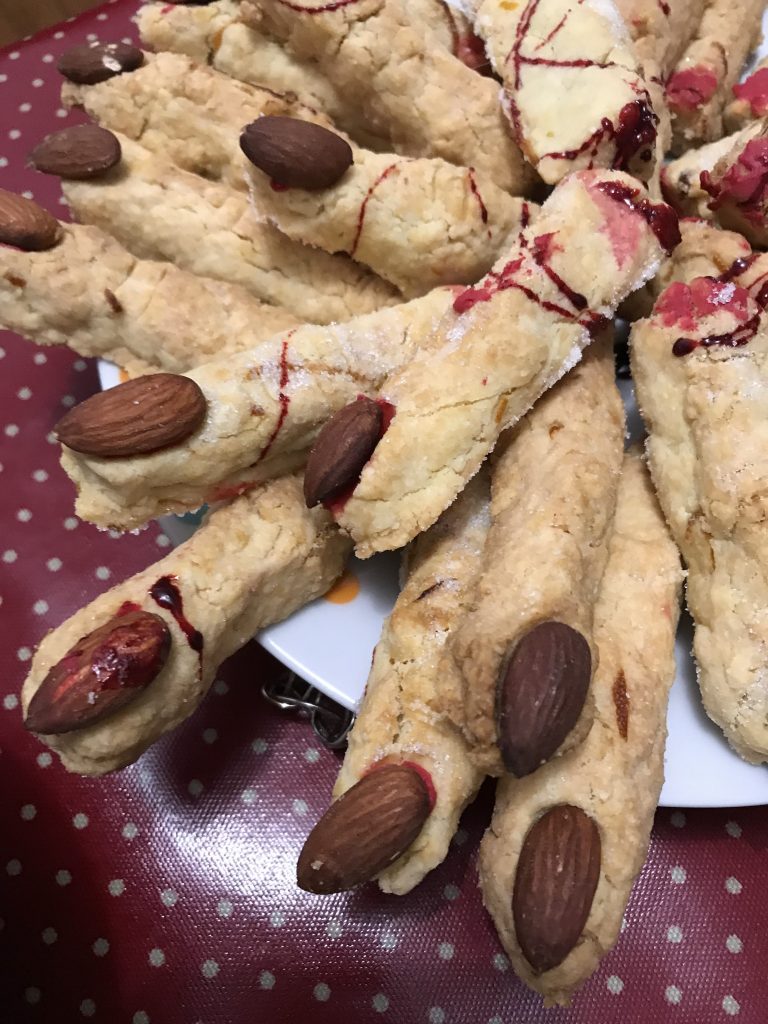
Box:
513, 804, 601, 973
297, 763, 431, 893
56, 373, 207, 458
0, 189, 62, 251
240, 116, 353, 189
496, 620, 591, 776
57, 42, 144, 85
29, 125, 122, 181
25, 611, 171, 735
304, 397, 382, 508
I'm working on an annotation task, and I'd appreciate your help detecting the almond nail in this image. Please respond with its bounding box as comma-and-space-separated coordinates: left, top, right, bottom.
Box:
0, 189, 62, 252
303, 397, 382, 508
240, 116, 353, 189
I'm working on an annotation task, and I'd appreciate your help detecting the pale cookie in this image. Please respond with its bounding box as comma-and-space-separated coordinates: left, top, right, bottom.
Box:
61, 134, 399, 324
243, 0, 536, 195
665, 0, 765, 153
245, 124, 536, 297
59, 288, 457, 531
725, 56, 768, 132
61, 50, 344, 194
449, 337, 624, 778
480, 451, 682, 1007
471, 0, 659, 184
614, 0, 706, 76
330, 170, 678, 557
21, 475, 350, 776
0, 220, 301, 375
326, 472, 490, 895
632, 271, 768, 762
661, 131, 743, 219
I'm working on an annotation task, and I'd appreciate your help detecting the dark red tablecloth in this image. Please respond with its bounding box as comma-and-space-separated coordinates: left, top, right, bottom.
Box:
1, 5, 767, 1022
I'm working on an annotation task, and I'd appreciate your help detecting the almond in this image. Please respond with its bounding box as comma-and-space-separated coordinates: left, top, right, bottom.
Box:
56, 373, 207, 458
296, 763, 431, 893
25, 611, 171, 735
0, 189, 62, 252
29, 125, 122, 181
495, 620, 591, 776
303, 396, 382, 508
513, 804, 601, 973
240, 116, 353, 190
57, 42, 144, 85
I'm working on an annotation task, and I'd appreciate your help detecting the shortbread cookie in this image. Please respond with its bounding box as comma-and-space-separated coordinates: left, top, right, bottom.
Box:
614, 0, 706, 76
243, 0, 535, 195
632, 272, 768, 762
244, 118, 535, 297
450, 337, 624, 778
470, 0, 659, 184
662, 132, 742, 218
61, 50, 344, 194
59, 288, 457, 531
59, 133, 398, 323
327, 170, 678, 557
298, 473, 489, 897
480, 451, 682, 1006
21, 475, 350, 776
0, 218, 301, 374
665, 0, 765, 153
725, 57, 768, 132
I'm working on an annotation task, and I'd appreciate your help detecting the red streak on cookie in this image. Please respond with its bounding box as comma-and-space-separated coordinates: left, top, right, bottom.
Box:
255, 331, 298, 466
590, 179, 680, 265
367, 758, 437, 811
117, 601, 141, 616
467, 168, 489, 225
350, 163, 399, 256
531, 232, 587, 311
657, 0, 670, 15
207, 481, 256, 503
149, 575, 204, 667
666, 66, 718, 112
732, 68, 768, 117
700, 137, 768, 226
270, 180, 290, 192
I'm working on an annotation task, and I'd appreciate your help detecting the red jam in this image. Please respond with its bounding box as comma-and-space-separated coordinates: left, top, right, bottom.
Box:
700, 137, 768, 226
256, 337, 292, 465
593, 180, 681, 254
149, 576, 204, 662
666, 66, 718, 112
732, 68, 768, 117
654, 277, 760, 356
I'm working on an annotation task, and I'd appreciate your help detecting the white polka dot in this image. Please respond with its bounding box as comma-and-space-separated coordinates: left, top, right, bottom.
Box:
188, 779, 203, 797
217, 900, 233, 918
92, 938, 109, 957
32, 469, 48, 482
0, 72, 6, 80
5, 424, 19, 438
259, 971, 275, 989
17, 386, 32, 400
108, 879, 125, 896
56, 109, 68, 120
18, 101, 31, 113
46, 558, 62, 572
97, 11, 109, 18
726, 876, 743, 895
161, 889, 178, 908
148, 948, 165, 967
64, 517, 79, 530
32, 78, 44, 88
372, 994, 389, 1013
726, 935, 743, 954
155, 533, 171, 548
493, 953, 509, 972
95, 566, 111, 581
292, 799, 308, 817
213, 678, 229, 695
722, 995, 740, 1015
438, 942, 454, 961
122, 822, 138, 839
667, 925, 682, 944
670, 865, 687, 884
670, 811, 686, 828
428, 1009, 445, 1024
57, 870, 72, 886
21, 191, 34, 202
37, 752, 52, 768
72, 813, 89, 830
21, 804, 36, 821
725, 820, 742, 838
252, 737, 267, 752
9, 129, 21, 140
202, 959, 220, 979
33, 600, 49, 616
3, 550, 17, 563
326, 920, 343, 938
304, 747, 321, 763
621, 915, 628, 932
25, 988, 41, 1005
606, 975, 624, 995
17, 508, 32, 522
42, 927, 57, 945
133, 1014, 149, 1024
6, 859, 22, 876
8, 51, 19, 59
73, 359, 87, 372
453, 828, 468, 846
488, 1018, 504, 1024
314, 983, 331, 1002
16, 647, 31, 662
33, 352, 47, 364
270, 911, 285, 928
4, 694, 19, 710
203, 728, 218, 744
443, 884, 459, 901
80, 999, 96, 1017
43, 52, 55, 61
380, 930, 398, 950
665, 985, 682, 1005
241, 788, 256, 805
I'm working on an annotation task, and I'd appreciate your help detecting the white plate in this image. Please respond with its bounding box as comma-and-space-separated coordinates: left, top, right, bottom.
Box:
99, 362, 768, 806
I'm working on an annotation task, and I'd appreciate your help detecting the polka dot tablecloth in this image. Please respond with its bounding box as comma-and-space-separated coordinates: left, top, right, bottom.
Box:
1, 4, 767, 1022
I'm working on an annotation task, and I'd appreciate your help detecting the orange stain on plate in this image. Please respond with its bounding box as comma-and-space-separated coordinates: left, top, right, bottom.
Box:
118, 367, 130, 384
324, 571, 360, 604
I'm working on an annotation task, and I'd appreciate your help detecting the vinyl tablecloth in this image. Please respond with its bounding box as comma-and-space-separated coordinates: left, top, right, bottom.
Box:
1, 4, 767, 1022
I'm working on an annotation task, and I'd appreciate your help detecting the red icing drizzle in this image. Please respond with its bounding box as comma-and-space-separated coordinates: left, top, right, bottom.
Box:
323, 396, 395, 516
593, 180, 681, 254
117, 600, 141, 616
657, 0, 670, 14
666, 66, 718, 112
149, 575, 204, 661
350, 163, 398, 256
256, 331, 297, 466
700, 137, 768, 227
654, 278, 761, 356
467, 168, 489, 225
732, 68, 768, 117
207, 480, 256, 504
531, 232, 587, 311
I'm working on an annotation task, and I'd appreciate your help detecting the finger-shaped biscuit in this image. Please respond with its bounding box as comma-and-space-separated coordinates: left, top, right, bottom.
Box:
725, 56, 768, 132
479, 451, 682, 1006
297, 472, 489, 896
614, 0, 706, 76
0, 217, 301, 374
59, 287, 457, 531
21, 476, 350, 776
632, 268, 768, 762
471, 0, 659, 184
244, 119, 536, 297
328, 170, 678, 557
449, 337, 624, 778
58, 133, 398, 323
